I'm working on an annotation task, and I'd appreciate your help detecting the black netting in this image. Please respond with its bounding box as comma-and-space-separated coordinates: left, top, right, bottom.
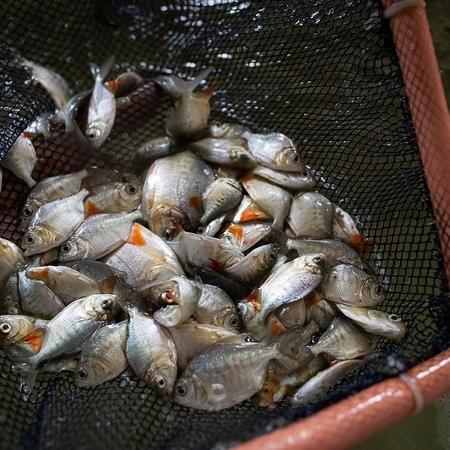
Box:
0, 1, 449, 449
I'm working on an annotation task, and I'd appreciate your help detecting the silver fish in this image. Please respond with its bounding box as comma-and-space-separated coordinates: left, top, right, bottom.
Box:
76, 321, 128, 387
169, 321, 242, 369
288, 192, 333, 239
190, 138, 257, 169
0, 273, 21, 315
18, 269, 64, 319
321, 264, 384, 307
135, 136, 177, 165
201, 178, 243, 225
208, 122, 249, 139
308, 317, 372, 360
21, 58, 71, 109
336, 304, 406, 340
221, 222, 272, 252
25, 265, 100, 305
194, 284, 241, 332
19, 169, 88, 231
332, 205, 364, 250
21, 189, 88, 256
58, 209, 142, 261
126, 306, 177, 396
1, 133, 37, 188
243, 132, 304, 172
84, 182, 141, 216
241, 173, 291, 230
142, 150, 214, 236
86, 57, 116, 148
155, 68, 213, 141
286, 238, 365, 269
291, 359, 364, 407
152, 276, 202, 327
0, 238, 26, 291
252, 165, 317, 191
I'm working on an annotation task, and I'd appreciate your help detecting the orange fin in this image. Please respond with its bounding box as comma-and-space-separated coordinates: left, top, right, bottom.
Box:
21, 131, 33, 140
106, 78, 120, 94
246, 288, 261, 311
101, 275, 117, 294
85, 199, 101, 216
20, 328, 45, 353
304, 290, 321, 309
270, 318, 287, 336
240, 205, 270, 223
200, 86, 214, 98
189, 196, 203, 213
240, 171, 255, 184
208, 258, 224, 272
127, 224, 146, 246
226, 224, 244, 243
27, 267, 49, 281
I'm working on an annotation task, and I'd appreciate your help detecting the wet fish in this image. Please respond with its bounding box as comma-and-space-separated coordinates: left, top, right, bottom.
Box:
126, 306, 177, 396
1, 133, 37, 188
58, 209, 142, 261
0, 238, 26, 291
155, 68, 213, 141
288, 192, 333, 239
201, 178, 243, 225
241, 173, 291, 230
321, 264, 384, 307
26, 266, 100, 305
291, 359, 364, 406
135, 136, 177, 165
152, 276, 202, 327
19, 169, 88, 231
85, 57, 117, 148
336, 304, 406, 340
84, 182, 142, 216
243, 132, 305, 172
76, 321, 128, 387
22, 58, 71, 109
232, 195, 271, 224
194, 284, 241, 332
208, 122, 249, 139
142, 150, 214, 236
190, 138, 257, 169
332, 205, 365, 250
0, 273, 22, 315
21, 189, 88, 256
308, 317, 372, 360
221, 222, 272, 252
252, 165, 317, 191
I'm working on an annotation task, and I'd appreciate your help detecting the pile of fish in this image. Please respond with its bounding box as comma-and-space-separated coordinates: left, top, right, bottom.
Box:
0, 58, 406, 410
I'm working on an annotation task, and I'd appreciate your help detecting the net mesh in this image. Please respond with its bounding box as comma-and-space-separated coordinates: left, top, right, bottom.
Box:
0, 1, 449, 449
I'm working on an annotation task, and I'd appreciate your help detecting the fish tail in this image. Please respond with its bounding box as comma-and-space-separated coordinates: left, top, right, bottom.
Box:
184, 67, 213, 92
60, 90, 90, 134
13, 359, 38, 400
272, 327, 305, 371
155, 67, 213, 97
90, 56, 115, 82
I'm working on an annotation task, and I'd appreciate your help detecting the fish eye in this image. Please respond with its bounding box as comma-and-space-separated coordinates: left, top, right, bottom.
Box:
78, 367, 88, 379
389, 314, 401, 322
292, 154, 300, 163
375, 285, 383, 295
87, 127, 101, 140
0, 323, 11, 334
176, 384, 187, 396
125, 184, 137, 195
101, 298, 113, 309
60, 242, 72, 253
312, 255, 325, 267
229, 316, 239, 328
155, 376, 166, 388
23, 206, 33, 217
310, 332, 321, 345
25, 234, 35, 245
164, 228, 175, 241
302, 171, 308, 177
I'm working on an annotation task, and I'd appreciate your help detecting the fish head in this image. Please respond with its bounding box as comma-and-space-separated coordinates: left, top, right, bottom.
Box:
150, 204, 185, 239
297, 253, 327, 274
208, 122, 233, 138
18, 199, 40, 231
86, 120, 109, 148
58, 237, 88, 262
238, 301, 257, 323
369, 310, 406, 340
361, 279, 385, 307
117, 182, 142, 208
75, 359, 105, 387
216, 307, 241, 332
147, 357, 177, 396
21, 226, 55, 256
229, 144, 256, 166
86, 294, 120, 321
274, 147, 304, 171
0, 315, 25, 343
174, 372, 210, 409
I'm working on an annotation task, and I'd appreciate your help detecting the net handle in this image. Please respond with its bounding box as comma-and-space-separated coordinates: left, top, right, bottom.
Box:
235, 2, 450, 449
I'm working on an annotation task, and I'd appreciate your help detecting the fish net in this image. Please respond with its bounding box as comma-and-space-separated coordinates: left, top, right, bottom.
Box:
0, 1, 449, 449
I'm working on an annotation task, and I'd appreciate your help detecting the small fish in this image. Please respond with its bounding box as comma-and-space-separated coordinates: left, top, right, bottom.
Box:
105, 71, 143, 97
221, 222, 272, 252
241, 173, 291, 230
243, 132, 304, 172
336, 304, 406, 340
26, 265, 100, 305
135, 136, 177, 165
19, 169, 88, 231
58, 209, 142, 261
18, 269, 64, 319
84, 182, 142, 216
169, 321, 242, 369
21, 189, 89, 256
85, 57, 117, 148
291, 359, 364, 407
76, 321, 128, 387
21, 58, 71, 109
201, 178, 243, 225
232, 195, 271, 224
201, 212, 229, 237
0, 314, 48, 359
152, 276, 202, 327
321, 264, 384, 307
155, 68, 213, 141
0, 273, 22, 315
174, 329, 299, 410
190, 138, 257, 169
332, 205, 365, 250
252, 165, 317, 191
1, 133, 37, 188
286, 238, 365, 269
208, 122, 249, 139
142, 151, 214, 236
0, 238, 26, 291
288, 192, 333, 239
104, 223, 184, 292
126, 306, 177, 396
194, 284, 241, 332
308, 317, 372, 360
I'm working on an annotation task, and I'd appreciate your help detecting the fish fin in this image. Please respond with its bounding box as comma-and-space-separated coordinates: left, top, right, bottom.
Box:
270, 317, 287, 336
84, 199, 101, 216
26, 266, 49, 281
101, 275, 118, 294
245, 288, 261, 311
226, 224, 244, 244
127, 223, 146, 246
185, 67, 213, 92
240, 171, 255, 184
189, 196, 203, 213
240, 205, 270, 223
13, 360, 37, 400
155, 67, 213, 97
20, 328, 45, 353
198, 86, 214, 98
208, 258, 224, 272
106, 78, 120, 94
304, 290, 322, 309
274, 327, 312, 370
